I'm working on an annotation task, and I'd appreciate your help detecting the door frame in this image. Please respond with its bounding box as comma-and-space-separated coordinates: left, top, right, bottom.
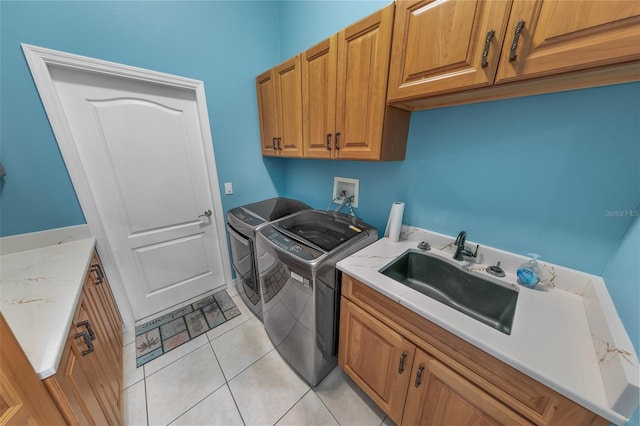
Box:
22, 44, 233, 329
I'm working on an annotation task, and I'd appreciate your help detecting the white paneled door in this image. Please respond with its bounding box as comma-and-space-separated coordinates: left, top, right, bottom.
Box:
23, 45, 231, 322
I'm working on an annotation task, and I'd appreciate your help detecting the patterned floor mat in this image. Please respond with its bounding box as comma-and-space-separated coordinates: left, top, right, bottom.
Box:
134, 289, 240, 367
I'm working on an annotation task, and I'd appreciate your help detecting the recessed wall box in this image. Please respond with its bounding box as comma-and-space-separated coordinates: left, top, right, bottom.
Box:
333, 177, 359, 208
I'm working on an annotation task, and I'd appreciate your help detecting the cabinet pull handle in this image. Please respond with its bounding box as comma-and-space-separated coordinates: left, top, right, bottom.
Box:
398, 351, 407, 374
74, 331, 95, 356
414, 364, 425, 388
326, 134, 332, 150
508, 20, 525, 62
481, 29, 495, 68
277, 137, 282, 150
335, 133, 340, 150
91, 264, 104, 285
76, 320, 96, 341
272, 137, 277, 150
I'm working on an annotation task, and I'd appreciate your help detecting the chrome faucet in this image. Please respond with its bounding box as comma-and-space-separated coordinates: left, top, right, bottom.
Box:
453, 231, 479, 261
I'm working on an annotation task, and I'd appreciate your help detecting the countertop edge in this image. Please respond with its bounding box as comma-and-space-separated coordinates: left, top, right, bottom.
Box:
39, 238, 96, 380
0, 224, 91, 255
1, 235, 96, 380
337, 233, 634, 425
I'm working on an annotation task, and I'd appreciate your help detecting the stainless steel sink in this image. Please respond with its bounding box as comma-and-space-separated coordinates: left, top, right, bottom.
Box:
380, 250, 518, 335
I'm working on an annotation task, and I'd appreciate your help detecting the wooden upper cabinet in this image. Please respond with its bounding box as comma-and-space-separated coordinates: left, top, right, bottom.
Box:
335, 3, 409, 161
388, 0, 513, 100
495, 0, 640, 83
256, 69, 279, 156
275, 57, 303, 157
388, 0, 640, 108
302, 35, 337, 159
299, 3, 410, 161
256, 56, 303, 157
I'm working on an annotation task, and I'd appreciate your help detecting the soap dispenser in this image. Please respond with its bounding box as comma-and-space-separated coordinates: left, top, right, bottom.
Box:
517, 254, 542, 288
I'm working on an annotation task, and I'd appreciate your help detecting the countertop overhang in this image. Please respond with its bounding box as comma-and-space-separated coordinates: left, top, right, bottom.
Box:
337, 226, 639, 425
0, 225, 95, 379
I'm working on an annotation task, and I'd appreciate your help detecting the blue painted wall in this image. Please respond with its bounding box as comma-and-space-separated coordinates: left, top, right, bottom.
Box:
603, 214, 640, 426
282, 84, 640, 276
604, 213, 640, 356
0, 0, 283, 236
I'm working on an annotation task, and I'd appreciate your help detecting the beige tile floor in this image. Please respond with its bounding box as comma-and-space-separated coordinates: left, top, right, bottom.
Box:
122, 286, 396, 426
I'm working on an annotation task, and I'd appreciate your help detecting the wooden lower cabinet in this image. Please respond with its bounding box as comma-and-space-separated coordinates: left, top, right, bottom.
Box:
339, 274, 609, 426
403, 349, 530, 425
339, 298, 527, 425
0, 314, 66, 425
339, 299, 415, 423
43, 251, 123, 425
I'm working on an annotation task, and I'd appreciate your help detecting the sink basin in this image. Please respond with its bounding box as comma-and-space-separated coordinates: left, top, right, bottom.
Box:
380, 250, 518, 335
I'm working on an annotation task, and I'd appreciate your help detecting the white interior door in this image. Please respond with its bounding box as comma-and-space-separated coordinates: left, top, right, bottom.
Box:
23, 45, 232, 322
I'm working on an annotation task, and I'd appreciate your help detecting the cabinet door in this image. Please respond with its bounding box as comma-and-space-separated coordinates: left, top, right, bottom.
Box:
302, 35, 337, 159
90, 253, 123, 350
335, 4, 395, 160
338, 298, 414, 424
256, 69, 279, 156
44, 305, 111, 425
275, 56, 303, 157
76, 301, 122, 425
388, 0, 512, 101
0, 314, 65, 425
495, 0, 640, 83
402, 349, 531, 426
82, 285, 122, 422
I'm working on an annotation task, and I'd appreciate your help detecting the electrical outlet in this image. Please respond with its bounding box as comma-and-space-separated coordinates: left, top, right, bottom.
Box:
333, 177, 359, 208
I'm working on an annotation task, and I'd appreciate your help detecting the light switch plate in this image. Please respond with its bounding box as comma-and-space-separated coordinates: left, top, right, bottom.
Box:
224, 182, 233, 195
333, 177, 359, 208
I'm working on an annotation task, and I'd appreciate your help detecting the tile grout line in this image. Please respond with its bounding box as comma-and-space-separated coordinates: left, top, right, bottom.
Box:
165, 380, 229, 425
147, 342, 227, 425
313, 387, 343, 426
272, 388, 313, 426
208, 338, 248, 425
210, 329, 275, 383
142, 336, 210, 379
143, 374, 149, 426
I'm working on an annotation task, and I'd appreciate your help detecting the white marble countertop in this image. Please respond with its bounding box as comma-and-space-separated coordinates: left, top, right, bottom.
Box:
0, 225, 95, 379
337, 226, 638, 425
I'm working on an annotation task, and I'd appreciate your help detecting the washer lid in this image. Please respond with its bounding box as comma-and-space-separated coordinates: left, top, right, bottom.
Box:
228, 197, 311, 230
243, 197, 311, 222
273, 210, 372, 253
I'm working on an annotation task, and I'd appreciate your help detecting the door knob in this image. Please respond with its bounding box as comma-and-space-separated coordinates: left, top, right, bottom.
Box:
199, 209, 212, 219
